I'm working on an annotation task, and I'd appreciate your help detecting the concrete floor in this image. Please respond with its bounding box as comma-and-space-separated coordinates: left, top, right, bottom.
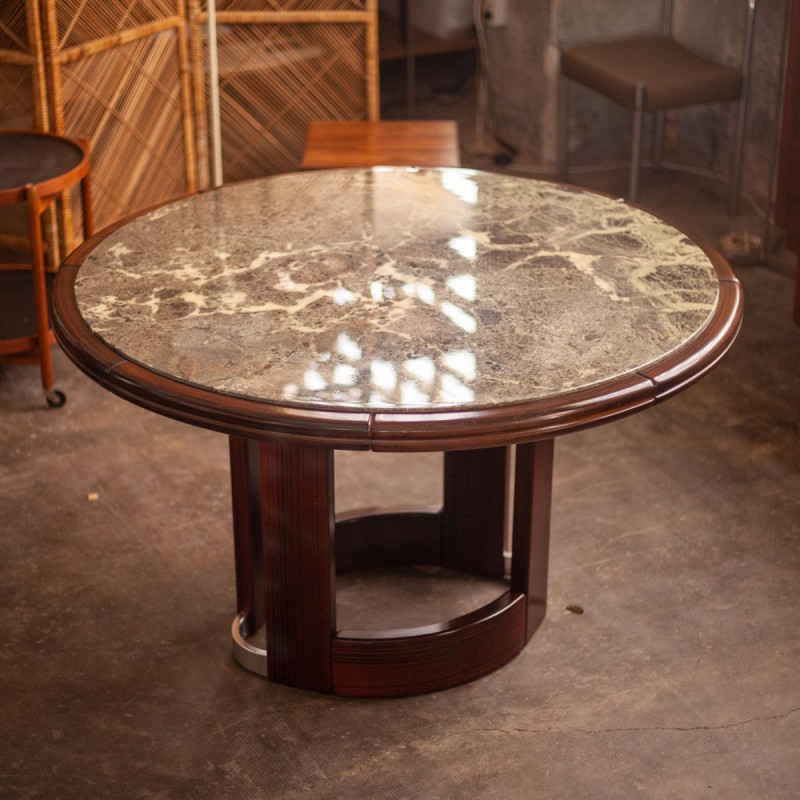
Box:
2, 60, 799, 797
2, 171, 798, 799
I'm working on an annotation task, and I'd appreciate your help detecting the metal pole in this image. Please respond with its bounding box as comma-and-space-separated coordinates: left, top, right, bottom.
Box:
557, 71, 570, 182
405, 0, 416, 117
662, 0, 674, 36
654, 110, 666, 173
765, 0, 791, 253
208, 0, 224, 188
728, 0, 757, 217
629, 82, 646, 202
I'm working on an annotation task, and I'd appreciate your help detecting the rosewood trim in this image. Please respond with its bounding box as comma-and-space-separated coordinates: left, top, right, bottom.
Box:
51, 177, 743, 452
332, 591, 526, 697
369, 373, 655, 451
638, 280, 743, 400
334, 507, 443, 575
260, 441, 335, 693
229, 436, 264, 635
510, 440, 554, 642
441, 448, 508, 578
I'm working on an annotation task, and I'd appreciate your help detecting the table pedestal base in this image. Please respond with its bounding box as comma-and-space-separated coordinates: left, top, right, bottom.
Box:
229, 436, 554, 697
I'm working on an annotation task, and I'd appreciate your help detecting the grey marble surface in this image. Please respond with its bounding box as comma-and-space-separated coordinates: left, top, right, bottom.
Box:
74, 168, 719, 412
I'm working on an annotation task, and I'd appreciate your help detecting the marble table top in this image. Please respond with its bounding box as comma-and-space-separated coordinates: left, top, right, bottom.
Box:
74, 168, 720, 412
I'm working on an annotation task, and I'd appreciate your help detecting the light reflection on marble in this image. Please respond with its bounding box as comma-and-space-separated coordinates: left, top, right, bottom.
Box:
75, 168, 720, 411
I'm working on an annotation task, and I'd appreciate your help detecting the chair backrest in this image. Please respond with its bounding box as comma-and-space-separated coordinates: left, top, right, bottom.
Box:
664, 0, 756, 73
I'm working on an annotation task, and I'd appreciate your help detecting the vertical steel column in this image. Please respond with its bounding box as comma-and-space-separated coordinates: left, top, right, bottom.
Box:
557, 66, 570, 182
629, 81, 647, 202
729, 0, 757, 217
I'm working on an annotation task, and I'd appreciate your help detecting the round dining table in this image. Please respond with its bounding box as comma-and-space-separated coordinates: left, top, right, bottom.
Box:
52, 167, 742, 697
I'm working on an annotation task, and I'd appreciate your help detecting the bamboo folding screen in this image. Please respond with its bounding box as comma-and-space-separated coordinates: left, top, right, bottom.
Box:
0, 1, 47, 129
189, 0, 379, 187
0, 0, 379, 243
0, 2, 53, 255
40, 0, 197, 242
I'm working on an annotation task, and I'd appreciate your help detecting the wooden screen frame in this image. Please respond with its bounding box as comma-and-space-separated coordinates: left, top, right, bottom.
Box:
39, 0, 197, 248
188, 0, 380, 190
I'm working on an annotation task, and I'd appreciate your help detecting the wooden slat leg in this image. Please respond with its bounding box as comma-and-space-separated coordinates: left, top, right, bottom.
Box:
510, 439, 555, 642
229, 436, 264, 636
260, 441, 335, 693
441, 447, 509, 579
25, 185, 52, 392
80, 168, 94, 239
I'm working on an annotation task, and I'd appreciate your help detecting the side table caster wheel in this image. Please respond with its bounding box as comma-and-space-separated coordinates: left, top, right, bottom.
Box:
45, 388, 66, 408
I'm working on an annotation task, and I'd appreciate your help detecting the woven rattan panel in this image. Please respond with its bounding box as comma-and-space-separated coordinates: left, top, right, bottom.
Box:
0, 2, 46, 131
50, 0, 177, 49
0, 63, 34, 129
42, 0, 195, 240
214, 22, 369, 181
217, 1, 368, 10
0, 4, 31, 52
192, 0, 378, 186
2, 0, 374, 236
0, 61, 34, 250
0, 2, 48, 252
58, 32, 190, 229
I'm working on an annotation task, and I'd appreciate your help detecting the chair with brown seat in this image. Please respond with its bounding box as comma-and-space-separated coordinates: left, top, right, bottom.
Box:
557, 0, 756, 214
302, 120, 461, 169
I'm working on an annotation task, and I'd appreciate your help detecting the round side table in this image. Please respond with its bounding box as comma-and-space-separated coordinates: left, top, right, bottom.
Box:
0, 130, 92, 407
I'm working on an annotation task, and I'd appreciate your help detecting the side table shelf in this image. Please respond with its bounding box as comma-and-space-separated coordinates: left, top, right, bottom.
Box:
0, 130, 92, 407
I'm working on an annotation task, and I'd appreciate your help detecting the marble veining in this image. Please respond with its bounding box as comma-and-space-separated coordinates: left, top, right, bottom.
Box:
74, 168, 719, 411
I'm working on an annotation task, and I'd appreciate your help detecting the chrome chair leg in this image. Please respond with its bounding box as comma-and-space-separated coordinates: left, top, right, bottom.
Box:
654, 110, 666, 173
557, 72, 570, 183
729, 102, 746, 217
661, 0, 674, 36
729, 0, 757, 216
629, 81, 646, 202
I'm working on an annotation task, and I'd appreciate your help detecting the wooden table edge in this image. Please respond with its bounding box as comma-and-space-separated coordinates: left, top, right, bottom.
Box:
51, 173, 743, 452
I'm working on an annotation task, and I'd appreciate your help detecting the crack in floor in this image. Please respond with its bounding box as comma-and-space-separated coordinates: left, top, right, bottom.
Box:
462, 705, 800, 736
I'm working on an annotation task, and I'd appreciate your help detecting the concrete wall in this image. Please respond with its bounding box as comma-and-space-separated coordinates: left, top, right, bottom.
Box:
484, 0, 790, 209
553, 0, 663, 167
481, 0, 552, 160
484, 0, 661, 165
672, 0, 789, 207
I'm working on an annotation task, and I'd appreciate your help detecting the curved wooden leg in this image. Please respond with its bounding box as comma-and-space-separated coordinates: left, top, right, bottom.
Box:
230, 437, 336, 693
332, 441, 553, 697
80, 168, 94, 239
441, 447, 508, 579
25, 185, 53, 394
229, 439, 555, 697
511, 439, 554, 642
229, 436, 264, 638
333, 590, 526, 697
260, 440, 335, 693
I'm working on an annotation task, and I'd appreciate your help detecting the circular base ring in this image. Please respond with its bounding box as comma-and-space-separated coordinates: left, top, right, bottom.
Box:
231, 613, 267, 677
